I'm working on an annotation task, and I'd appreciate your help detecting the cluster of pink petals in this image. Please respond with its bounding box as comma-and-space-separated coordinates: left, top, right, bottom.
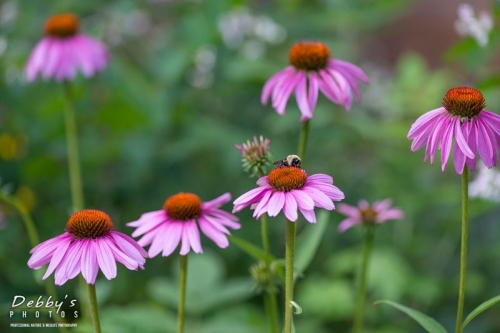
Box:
25, 34, 108, 82
27, 231, 148, 285
261, 59, 369, 121
408, 107, 500, 174
233, 174, 344, 223
337, 199, 404, 232
127, 193, 240, 257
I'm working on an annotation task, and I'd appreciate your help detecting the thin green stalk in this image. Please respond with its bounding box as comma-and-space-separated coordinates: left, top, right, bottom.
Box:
260, 214, 280, 333
0, 193, 67, 333
352, 227, 374, 333
87, 284, 102, 333
455, 167, 469, 333
62, 81, 84, 212
297, 120, 310, 160
257, 167, 280, 333
178, 255, 188, 333
284, 219, 297, 333
62, 81, 88, 321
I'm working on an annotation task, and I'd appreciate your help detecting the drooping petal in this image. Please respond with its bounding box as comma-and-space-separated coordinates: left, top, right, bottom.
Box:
267, 191, 286, 217
95, 238, 117, 280
81, 239, 98, 285
283, 193, 298, 222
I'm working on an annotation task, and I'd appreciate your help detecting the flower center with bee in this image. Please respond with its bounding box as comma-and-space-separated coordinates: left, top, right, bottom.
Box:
442, 87, 485, 118
164, 193, 202, 221
45, 13, 79, 38
267, 167, 307, 192
360, 207, 378, 223
289, 41, 330, 71
66, 209, 114, 239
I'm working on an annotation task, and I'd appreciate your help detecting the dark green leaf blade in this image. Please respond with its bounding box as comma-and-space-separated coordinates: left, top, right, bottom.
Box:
228, 235, 273, 262
375, 300, 447, 333
462, 295, 500, 329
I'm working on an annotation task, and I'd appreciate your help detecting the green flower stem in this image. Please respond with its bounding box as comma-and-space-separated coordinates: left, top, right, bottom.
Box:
352, 227, 374, 333
87, 284, 102, 333
62, 81, 84, 212
62, 81, 88, 322
284, 219, 297, 333
261, 214, 280, 333
178, 254, 188, 333
0, 193, 67, 333
455, 167, 469, 333
297, 120, 310, 160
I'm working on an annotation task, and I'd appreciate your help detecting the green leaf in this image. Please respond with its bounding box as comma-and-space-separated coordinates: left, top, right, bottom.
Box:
295, 210, 330, 279
462, 295, 500, 329
228, 235, 273, 262
375, 300, 448, 333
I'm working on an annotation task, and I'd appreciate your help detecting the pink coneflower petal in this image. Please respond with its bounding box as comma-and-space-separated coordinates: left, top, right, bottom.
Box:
407, 87, 500, 174
337, 199, 403, 232
128, 192, 239, 257
161, 224, 183, 257
96, 239, 117, 280
25, 14, 108, 82
268, 191, 286, 217
41, 238, 72, 280
261, 41, 367, 121
233, 166, 343, 223
81, 239, 98, 284
28, 210, 147, 286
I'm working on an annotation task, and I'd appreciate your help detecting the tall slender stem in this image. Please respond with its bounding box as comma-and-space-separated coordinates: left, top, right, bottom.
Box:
455, 167, 469, 333
178, 255, 188, 333
284, 219, 297, 333
297, 120, 310, 160
62, 81, 84, 212
352, 227, 374, 333
62, 81, 88, 321
87, 284, 102, 333
257, 167, 280, 333
261, 214, 280, 333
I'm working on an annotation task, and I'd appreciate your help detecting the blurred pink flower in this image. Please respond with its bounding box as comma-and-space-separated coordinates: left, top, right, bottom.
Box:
25, 13, 108, 82
261, 41, 368, 122
233, 165, 344, 223
408, 87, 500, 174
28, 209, 148, 285
337, 199, 404, 233
127, 192, 240, 257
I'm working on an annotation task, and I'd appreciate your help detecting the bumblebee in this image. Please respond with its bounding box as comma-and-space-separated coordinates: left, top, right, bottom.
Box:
273, 155, 301, 169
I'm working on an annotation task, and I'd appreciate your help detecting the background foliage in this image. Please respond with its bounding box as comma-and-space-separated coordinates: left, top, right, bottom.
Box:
1, 0, 500, 332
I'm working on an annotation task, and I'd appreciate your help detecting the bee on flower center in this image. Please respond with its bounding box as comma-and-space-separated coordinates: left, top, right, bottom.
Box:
273, 155, 302, 169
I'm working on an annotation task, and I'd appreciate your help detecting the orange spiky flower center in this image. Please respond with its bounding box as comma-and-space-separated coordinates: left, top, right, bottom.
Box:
164, 193, 202, 220
44, 13, 79, 37
289, 41, 330, 70
360, 207, 378, 223
267, 167, 307, 192
442, 87, 485, 118
66, 209, 114, 239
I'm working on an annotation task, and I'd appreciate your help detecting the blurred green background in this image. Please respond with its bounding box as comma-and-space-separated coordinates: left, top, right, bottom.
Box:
2, 0, 500, 332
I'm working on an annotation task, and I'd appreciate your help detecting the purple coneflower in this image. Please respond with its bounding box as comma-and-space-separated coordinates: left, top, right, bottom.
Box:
127, 192, 240, 257
408, 87, 500, 174
337, 199, 404, 233
233, 165, 344, 222
25, 13, 109, 82
261, 41, 368, 121
27, 209, 148, 286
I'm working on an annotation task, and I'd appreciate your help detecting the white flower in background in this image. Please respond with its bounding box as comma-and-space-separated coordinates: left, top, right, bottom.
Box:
188, 45, 217, 89
454, 3, 493, 47
469, 164, 500, 202
217, 7, 286, 59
